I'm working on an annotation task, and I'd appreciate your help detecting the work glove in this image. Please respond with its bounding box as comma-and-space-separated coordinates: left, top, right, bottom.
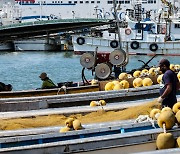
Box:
157, 96, 164, 103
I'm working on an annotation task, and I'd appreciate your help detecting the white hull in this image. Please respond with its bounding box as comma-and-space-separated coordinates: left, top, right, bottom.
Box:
14, 38, 59, 51
0, 42, 14, 51
73, 35, 180, 56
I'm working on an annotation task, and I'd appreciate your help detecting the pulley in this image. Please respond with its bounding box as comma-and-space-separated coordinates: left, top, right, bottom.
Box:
109, 49, 126, 65
80, 53, 95, 69
95, 63, 112, 79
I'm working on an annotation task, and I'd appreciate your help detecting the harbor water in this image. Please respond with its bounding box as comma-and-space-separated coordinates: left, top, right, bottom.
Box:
0, 51, 179, 91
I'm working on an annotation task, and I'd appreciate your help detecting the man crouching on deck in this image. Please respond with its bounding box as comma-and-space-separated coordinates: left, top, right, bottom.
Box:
39, 72, 57, 89
157, 59, 180, 108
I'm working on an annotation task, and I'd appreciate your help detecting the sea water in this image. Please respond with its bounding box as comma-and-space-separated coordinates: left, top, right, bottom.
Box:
0, 51, 179, 91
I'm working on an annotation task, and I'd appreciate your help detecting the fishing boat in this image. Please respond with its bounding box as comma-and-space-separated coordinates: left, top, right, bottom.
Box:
72, 1, 180, 56
71, 1, 180, 80
0, 119, 180, 154
14, 37, 60, 51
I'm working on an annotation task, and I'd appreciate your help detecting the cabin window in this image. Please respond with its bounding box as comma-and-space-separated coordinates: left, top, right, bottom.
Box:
91, 1, 95, 3
142, 0, 147, 4
74, 1, 77, 3
125, 0, 130, 4
154, 0, 156, 3
107, 1, 113, 4
119, 0, 124, 4
85, 1, 89, 3
68, 1, 72, 3
97, 1, 100, 3
80, 1, 83, 3
148, 0, 153, 3
175, 24, 180, 28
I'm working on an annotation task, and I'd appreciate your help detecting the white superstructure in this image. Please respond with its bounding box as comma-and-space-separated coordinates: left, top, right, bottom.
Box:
14, 0, 171, 21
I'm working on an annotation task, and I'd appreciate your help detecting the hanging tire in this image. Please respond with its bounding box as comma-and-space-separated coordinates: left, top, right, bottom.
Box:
110, 40, 118, 48
130, 41, 139, 50
76, 37, 85, 45
149, 43, 158, 52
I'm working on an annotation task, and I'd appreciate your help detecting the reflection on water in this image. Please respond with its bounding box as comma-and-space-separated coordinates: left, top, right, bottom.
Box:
0, 51, 179, 90
63, 52, 74, 58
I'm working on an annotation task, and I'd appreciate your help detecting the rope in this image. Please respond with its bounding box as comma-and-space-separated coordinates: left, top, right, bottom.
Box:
163, 123, 166, 133
134, 115, 156, 128
57, 86, 67, 95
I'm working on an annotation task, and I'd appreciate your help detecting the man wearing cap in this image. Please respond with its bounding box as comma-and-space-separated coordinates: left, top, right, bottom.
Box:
157, 59, 180, 108
39, 72, 57, 89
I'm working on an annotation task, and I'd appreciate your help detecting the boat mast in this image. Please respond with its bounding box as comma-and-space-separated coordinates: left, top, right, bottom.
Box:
112, 0, 122, 49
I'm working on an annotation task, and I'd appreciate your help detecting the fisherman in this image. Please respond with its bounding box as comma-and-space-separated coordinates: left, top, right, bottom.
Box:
0, 82, 12, 92
39, 72, 57, 89
157, 59, 180, 108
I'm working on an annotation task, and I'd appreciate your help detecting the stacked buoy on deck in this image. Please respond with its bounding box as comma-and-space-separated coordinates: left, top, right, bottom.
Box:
90, 100, 106, 107
104, 66, 164, 91
60, 117, 82, 133
149, 102, 180, 150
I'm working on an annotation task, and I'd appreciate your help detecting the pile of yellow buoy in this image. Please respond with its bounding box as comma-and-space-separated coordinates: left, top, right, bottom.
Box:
60, 117, 82, 133
150, 102, 180, 150
90, 100, 106, 107
103, 64, 180, 91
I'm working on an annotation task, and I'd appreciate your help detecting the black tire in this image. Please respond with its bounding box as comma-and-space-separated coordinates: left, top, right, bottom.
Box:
130, 41, 139, 50
149, 43, 158, 52
110, 40, 118, 48
76, 37, 85, 45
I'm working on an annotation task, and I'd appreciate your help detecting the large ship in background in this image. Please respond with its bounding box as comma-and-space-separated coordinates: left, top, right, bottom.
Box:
13, 0, 177, 21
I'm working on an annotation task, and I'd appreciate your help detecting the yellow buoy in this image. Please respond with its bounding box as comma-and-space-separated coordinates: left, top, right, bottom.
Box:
119, 80, 129, 89
133, 70, 141, 78
90, 101, 98, 107
59, 126, 71, 133
177, 72, 180, 81
141, 69, 149, 76
150, 108, 161, 120
176, 137, 180, 147
157, 74, 163, 84
161, 107, 172, 112
65, 118, 74, 128
175, 64, 180, 72
119, 73, 128, 80
133, 78, 143, 88
170, 64, 175, 72
142, 78, 153, 87
105, 82, 115, 91
99, 100, 106, 106
172, 102, 180, 114
112, 80, 120, 85
149, 68, 156, 76
73, 119, 82, 130
157, 110, 175, 129
175, 110, 180, 124
113, 83, 123, 90
156, 133, 175, 149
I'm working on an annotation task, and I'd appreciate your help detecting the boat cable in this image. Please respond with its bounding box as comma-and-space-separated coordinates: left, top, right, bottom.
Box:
163, 123, 166, 133
82, 67, 90, 85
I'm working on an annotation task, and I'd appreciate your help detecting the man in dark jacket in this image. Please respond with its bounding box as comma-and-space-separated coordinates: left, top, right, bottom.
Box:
157, 59, 180, 108
39, 72, 57, 89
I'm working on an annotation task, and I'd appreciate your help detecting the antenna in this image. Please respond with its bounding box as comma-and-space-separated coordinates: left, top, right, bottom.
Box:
112, 0, 122, 49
